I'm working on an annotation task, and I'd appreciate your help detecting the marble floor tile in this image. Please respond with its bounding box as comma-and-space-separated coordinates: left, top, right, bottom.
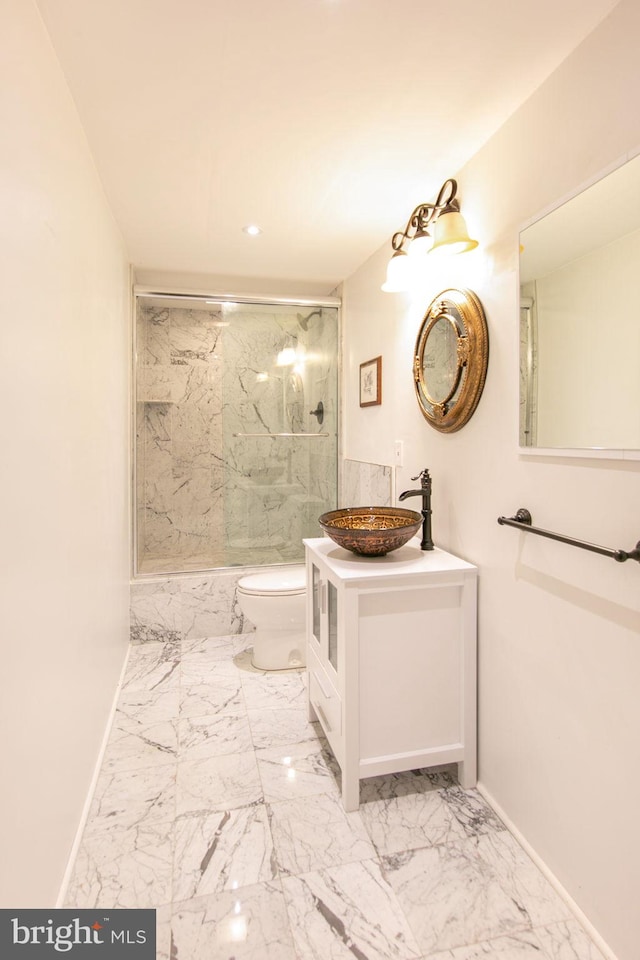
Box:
180, 635, 236, 659
478, 831, 573, 929
122, 646, 180, 694
267, 793, 376, 876
359, 764, 459, 803
281, 858, 421, 960
232, 634, 255, 659
102, 714, 178, 773
255, 738, 341, 802
359, 789, 468, 857
425, 928, 550, 960
85, 764, 176, 836
173, 805, 277, 900
68, 638, 606, 960
179, 672, 244, 718
128, 638, 181, 664
176, 751, 263, 817
429, 922, 608, 960
170, 882, 297, 960
64, 819, 173, 909
234, 657, 263, 681
381, 837, 532, 955
442, 786, 507, 838
241, 669, 307, 711
533, 919, 607, 960
178, 711, 254, 761
180, 644, 237, 686
247, 707, 321, 750
156, 904, 172, 960
116, 686, 180, 725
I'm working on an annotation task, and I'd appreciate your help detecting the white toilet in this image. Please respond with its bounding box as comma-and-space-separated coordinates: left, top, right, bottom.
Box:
236, 565, 307, 670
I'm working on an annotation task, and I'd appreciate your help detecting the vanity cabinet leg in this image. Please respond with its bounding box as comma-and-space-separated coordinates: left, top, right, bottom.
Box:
457, 758, 477, 789
342, 770, 360, 811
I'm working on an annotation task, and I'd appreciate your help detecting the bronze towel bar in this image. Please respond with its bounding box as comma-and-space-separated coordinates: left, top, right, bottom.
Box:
497, 508, 640, 564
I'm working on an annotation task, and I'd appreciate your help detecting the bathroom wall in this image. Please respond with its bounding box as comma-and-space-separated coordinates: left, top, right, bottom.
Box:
341, 2, 640, 958
0, 0, 130, 907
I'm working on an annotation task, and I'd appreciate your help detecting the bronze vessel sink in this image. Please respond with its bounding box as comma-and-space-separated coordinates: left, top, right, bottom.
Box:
318, 506, 422, 556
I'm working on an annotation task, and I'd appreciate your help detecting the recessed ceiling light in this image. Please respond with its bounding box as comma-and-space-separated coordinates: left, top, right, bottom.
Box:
242, 224, 262, 236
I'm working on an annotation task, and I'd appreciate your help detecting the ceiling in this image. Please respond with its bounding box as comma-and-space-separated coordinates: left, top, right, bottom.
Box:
36, 0, 620, 292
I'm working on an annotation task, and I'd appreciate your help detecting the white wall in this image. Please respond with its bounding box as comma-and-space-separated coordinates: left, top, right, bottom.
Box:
0, 0, 130, 905
342, 2, 640, 958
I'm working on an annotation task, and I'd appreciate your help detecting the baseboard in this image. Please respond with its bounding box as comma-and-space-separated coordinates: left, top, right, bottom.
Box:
55, 642, 132, 907
477, 781, 619, 960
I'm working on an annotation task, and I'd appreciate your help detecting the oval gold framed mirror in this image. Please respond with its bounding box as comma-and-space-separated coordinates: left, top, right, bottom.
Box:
413, 288, 488, 432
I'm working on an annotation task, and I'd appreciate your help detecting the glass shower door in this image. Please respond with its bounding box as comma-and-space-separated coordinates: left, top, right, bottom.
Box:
134, 294, 339, 574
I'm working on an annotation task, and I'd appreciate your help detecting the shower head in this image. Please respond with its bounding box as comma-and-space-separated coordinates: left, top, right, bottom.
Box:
296, 309, 321, 331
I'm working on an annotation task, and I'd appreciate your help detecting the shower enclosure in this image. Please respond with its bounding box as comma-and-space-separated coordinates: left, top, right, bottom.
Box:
134, 292, 339, 575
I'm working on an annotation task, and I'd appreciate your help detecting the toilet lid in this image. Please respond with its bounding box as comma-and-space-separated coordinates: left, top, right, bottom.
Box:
238, 565, 307, 597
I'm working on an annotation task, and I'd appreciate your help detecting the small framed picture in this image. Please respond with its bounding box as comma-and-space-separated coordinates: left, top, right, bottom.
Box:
359, 356, 382, 407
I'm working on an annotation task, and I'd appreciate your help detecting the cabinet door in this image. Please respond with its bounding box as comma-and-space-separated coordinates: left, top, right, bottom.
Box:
311, 562, 322, 650
309, 559, 339, 676
328, 580, 338, 671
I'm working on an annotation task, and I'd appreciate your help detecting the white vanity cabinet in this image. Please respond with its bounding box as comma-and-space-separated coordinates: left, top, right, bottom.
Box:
304, 536, 477, 811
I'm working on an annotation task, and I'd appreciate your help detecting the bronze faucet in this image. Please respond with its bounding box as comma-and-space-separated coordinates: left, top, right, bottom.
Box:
399, 468, 434, 550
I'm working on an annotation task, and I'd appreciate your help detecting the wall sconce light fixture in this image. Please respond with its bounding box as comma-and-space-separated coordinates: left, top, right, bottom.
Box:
381, 179, 478, 292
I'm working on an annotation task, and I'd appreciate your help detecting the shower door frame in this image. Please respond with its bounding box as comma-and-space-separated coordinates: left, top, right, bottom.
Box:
131, 286, 342, 580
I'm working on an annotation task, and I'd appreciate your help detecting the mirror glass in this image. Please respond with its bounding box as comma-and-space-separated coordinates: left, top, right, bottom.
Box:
519, 151, 640, 453
423, 316, 460, 403
414, 288, 488, 433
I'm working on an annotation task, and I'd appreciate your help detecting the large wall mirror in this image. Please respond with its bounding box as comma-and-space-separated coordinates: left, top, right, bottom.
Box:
519, 150, 640, 457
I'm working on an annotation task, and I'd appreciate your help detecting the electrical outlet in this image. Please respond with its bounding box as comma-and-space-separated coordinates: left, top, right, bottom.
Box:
394, 440, 403, 466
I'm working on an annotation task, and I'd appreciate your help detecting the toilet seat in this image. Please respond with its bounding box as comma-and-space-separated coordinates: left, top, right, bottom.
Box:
237, 565, 306, 598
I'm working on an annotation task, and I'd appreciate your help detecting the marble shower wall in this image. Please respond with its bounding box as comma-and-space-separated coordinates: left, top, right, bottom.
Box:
130, 569, 253, 644
130, 459, 388, 645
136, 302, 225, 571
135, 299, 339, 574
341, 459, 393, 507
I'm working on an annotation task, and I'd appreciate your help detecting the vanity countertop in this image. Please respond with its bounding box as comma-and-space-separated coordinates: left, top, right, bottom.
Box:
303, 536, 476, 584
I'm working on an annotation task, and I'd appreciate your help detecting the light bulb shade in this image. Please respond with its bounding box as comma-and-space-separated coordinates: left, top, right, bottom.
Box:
429, 211, 478, 255
381, 250, 412, 292
408, 231, 433, 256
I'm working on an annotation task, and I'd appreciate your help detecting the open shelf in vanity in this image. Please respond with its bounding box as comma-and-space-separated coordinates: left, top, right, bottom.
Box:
304, 536, 478, 811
